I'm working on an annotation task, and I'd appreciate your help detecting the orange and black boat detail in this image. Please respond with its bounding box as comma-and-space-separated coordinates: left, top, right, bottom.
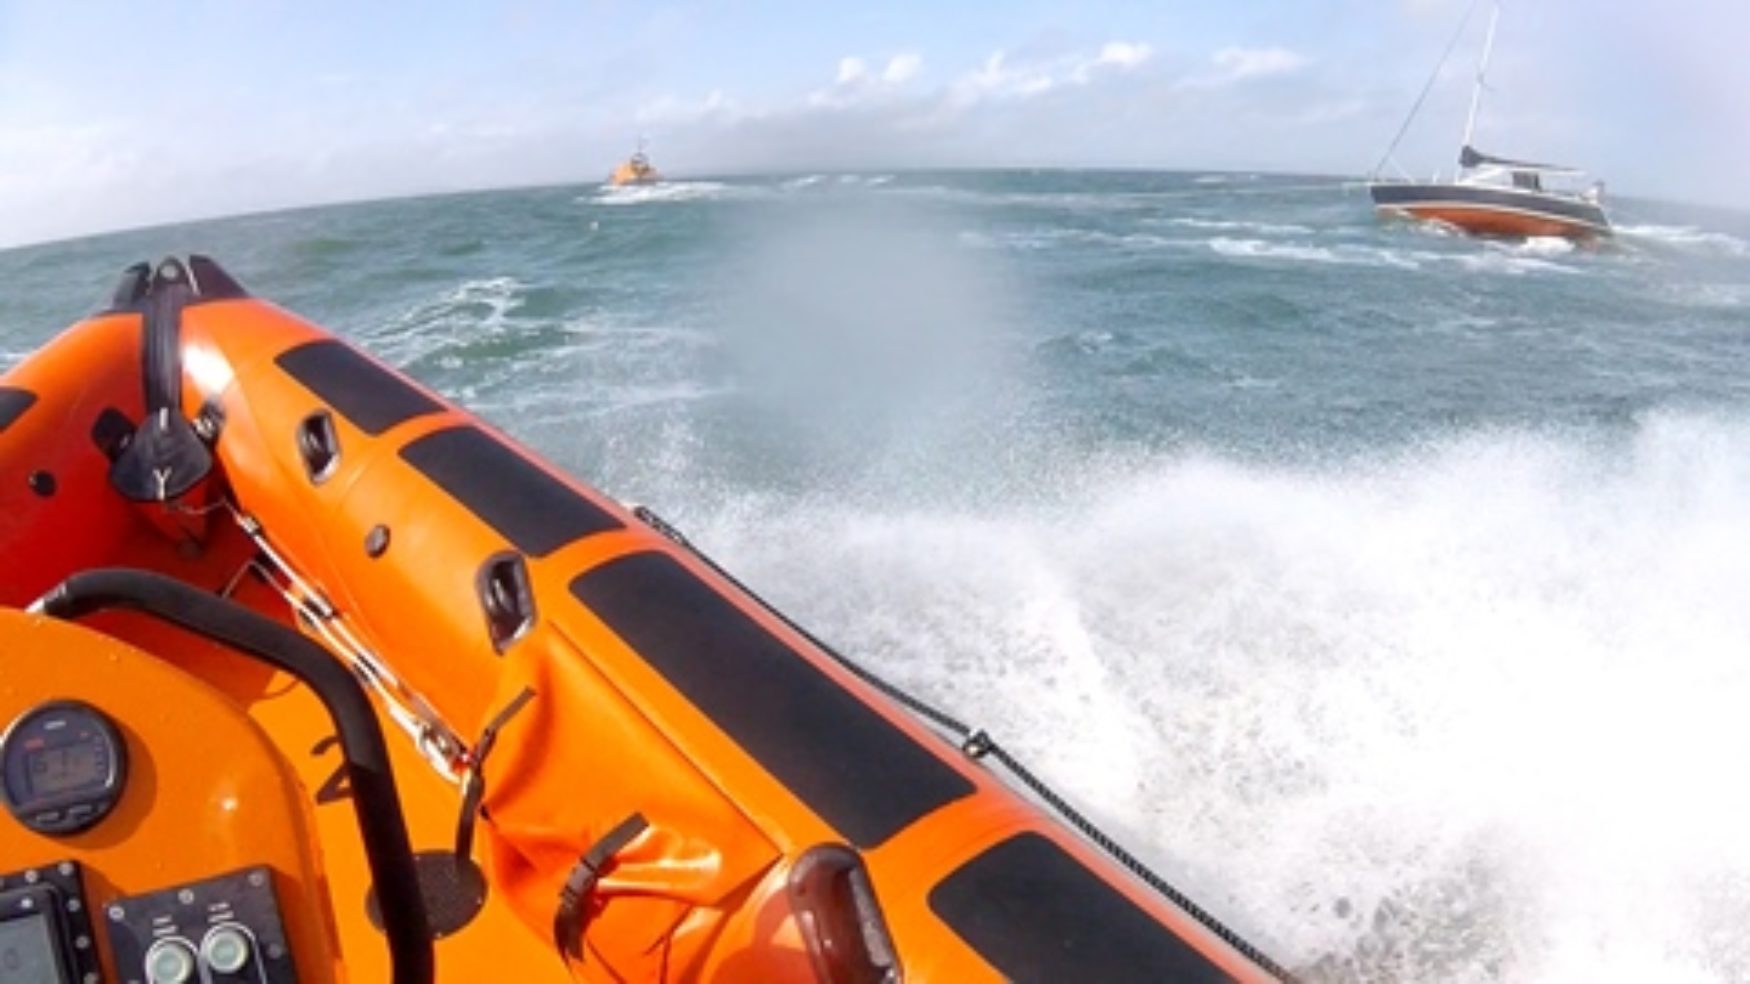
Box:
275, 339, 445, 435
1369, 180, 1611, 240
931, 832, 1231, 981
569, 550, 979, 848
399, 425, 625, 557
0, 256, 1291, 983
0, 387, 34, 431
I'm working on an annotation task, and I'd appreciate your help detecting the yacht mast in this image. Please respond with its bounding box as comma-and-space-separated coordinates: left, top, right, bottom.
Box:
1461, 1, 1500, 153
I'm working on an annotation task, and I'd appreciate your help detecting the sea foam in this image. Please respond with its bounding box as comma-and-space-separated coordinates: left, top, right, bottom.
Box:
678, 411, 1750, 982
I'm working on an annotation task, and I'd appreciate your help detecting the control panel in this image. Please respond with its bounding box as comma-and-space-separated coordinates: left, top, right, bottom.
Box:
1, 693, 299, 984
105, 866, 296, 984
1, 609, 342, 984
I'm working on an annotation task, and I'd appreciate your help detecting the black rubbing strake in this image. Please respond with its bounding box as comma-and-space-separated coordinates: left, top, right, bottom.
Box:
0, 386, 37, 432
276, 340, 443, 436
928, 833, 1235, 984
569, 551, 975, 847
400, 427, 621, 557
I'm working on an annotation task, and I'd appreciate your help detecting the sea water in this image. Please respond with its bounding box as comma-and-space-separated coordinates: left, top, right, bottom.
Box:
4, 171, 1750, 982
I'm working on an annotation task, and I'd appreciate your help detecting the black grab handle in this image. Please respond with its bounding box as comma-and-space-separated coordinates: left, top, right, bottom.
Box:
37, 568, 435, 984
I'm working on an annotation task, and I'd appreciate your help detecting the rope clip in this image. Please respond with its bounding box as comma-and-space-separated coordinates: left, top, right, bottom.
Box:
960, 729, 994, 760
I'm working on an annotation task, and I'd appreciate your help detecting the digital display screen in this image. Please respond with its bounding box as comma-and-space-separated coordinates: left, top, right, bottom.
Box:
25, 741, 104, 798
0, 911, 68, 983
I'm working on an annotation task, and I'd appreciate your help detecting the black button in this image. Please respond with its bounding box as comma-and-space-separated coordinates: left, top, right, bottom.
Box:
32, 810, 62, 825
65, 804, 94, 821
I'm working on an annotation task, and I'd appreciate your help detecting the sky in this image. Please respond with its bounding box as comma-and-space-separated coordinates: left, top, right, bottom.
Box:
2, 0, 1746, 248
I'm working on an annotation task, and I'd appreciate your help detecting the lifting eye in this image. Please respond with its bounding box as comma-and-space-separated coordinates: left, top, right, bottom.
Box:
477, 552, 536, 652
297, 410, 341, 484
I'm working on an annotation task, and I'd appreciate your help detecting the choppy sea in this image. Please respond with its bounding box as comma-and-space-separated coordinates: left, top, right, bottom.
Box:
5, 170, 1750, 982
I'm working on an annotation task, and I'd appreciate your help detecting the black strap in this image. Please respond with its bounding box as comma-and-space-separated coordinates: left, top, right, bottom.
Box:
453, 687, 537, 861
553, 812, 650, 964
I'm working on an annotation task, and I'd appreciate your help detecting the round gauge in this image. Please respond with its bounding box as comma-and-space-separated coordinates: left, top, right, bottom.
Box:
1, 700, 128, 836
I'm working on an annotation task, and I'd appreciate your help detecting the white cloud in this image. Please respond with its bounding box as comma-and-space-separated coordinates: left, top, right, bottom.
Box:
836, 57, 869, 86
1070, 41, 1154, 84
1211, 47, 1309, 83
1095, 41, 1153, 71
636, 89, 742, 126
964, 51, 1057, 97
1173, 46, 1311, 92
957, 41, 1154, 103
883, 52, 922, 85
809, 52, 925, 109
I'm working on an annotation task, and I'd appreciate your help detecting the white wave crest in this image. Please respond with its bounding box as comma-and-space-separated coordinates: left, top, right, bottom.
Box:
589, 181, 732, 205
1618, 224, 1750, 257
688, 411, 1750, 983
1210, 236, 1346, 264
1514, 235, 1576, 257
776, 173, 893, 192
412, 276, 526, 328
961, 227, 1183, 252
1209, 237, 1419, 270
367, 275, 529, 365
1457, 244, 1582, 276
1162, 217, 1316, 236
1211, 236, 1579, 275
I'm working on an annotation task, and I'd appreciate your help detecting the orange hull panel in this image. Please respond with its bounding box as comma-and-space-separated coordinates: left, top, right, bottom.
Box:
1384, 203, 1602, 241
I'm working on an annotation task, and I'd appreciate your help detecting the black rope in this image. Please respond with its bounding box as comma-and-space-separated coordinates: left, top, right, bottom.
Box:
631, 506, 1297, 982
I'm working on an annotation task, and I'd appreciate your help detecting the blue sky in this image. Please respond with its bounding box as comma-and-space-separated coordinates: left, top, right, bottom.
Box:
2, 0, 1745, 247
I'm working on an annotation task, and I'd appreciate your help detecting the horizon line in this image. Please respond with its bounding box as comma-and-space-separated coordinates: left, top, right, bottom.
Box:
1, 164, 1738, 256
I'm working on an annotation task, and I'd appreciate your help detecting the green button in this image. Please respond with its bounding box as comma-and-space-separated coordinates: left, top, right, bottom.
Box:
202, 926, 253, 975
145, 940, 196, 984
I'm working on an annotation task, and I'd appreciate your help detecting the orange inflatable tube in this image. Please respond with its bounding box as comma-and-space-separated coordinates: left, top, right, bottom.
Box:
0, 256, 1286, 982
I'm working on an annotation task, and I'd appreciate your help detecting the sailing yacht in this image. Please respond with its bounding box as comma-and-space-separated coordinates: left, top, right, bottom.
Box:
1369, 1, 1610, 240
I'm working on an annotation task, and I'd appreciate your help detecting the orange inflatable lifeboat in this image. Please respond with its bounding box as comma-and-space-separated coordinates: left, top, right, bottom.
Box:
0, 257, 1290, 983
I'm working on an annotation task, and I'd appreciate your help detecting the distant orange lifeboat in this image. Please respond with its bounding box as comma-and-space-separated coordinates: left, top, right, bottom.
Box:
609, 149, 660, 187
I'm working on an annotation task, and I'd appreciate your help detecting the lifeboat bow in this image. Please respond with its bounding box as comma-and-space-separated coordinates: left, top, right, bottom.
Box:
0, 257, 1290, 983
